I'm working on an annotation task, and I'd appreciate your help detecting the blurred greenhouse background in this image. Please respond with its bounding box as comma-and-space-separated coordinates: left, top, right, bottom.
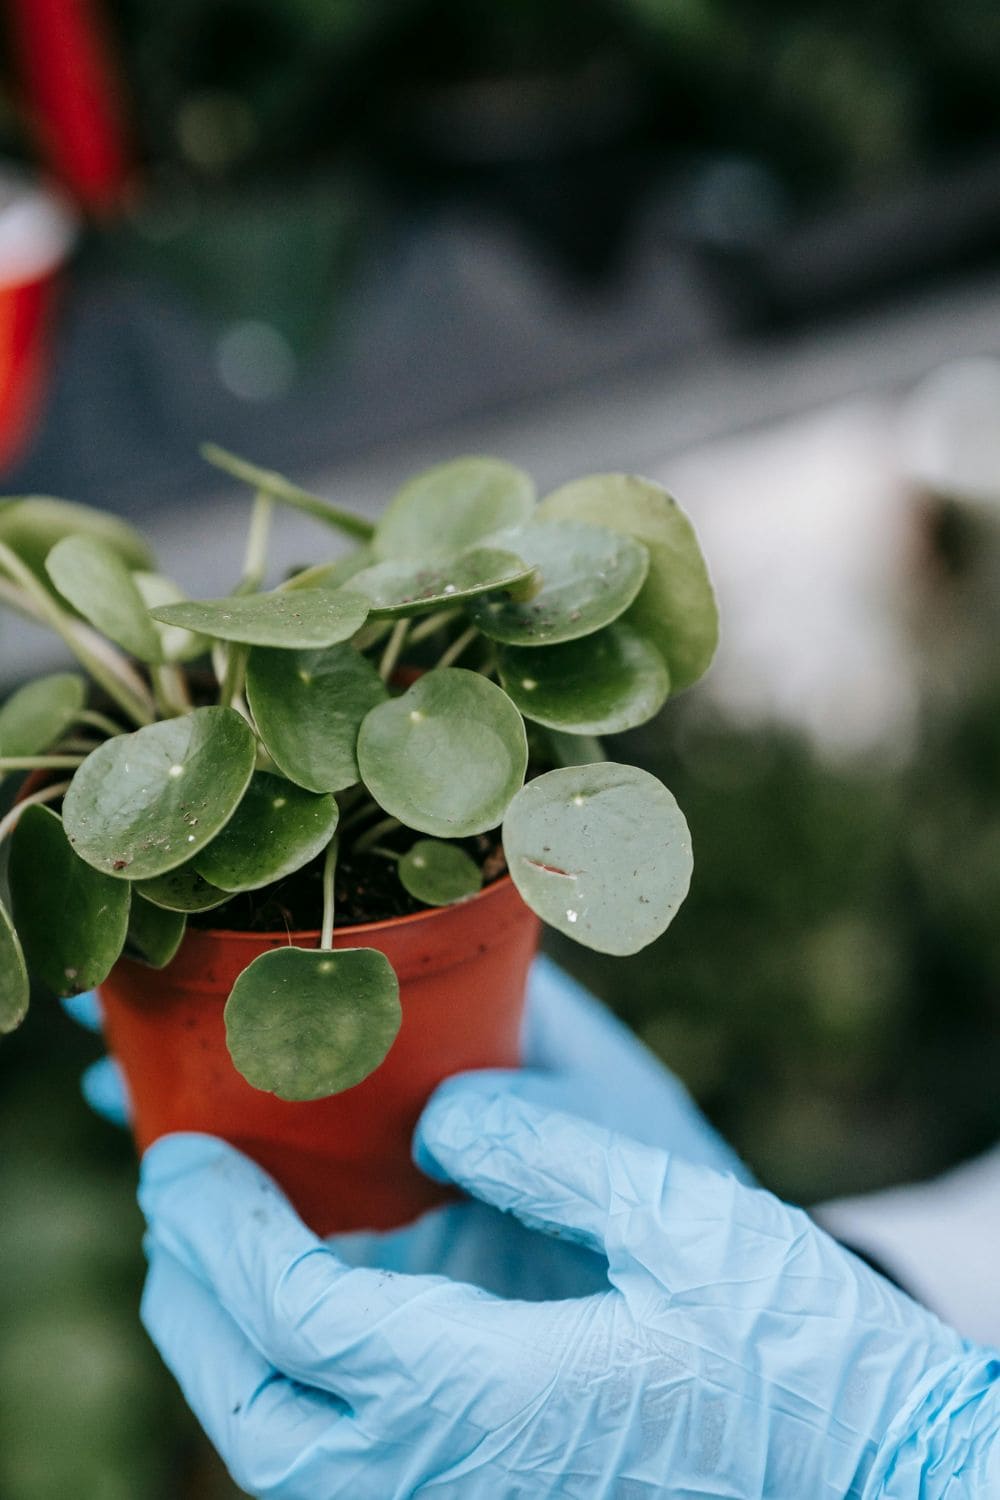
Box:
3, 0, 1000, 1494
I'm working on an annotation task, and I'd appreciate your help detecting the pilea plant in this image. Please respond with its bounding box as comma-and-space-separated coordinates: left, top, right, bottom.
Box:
0, 448, 717, 1100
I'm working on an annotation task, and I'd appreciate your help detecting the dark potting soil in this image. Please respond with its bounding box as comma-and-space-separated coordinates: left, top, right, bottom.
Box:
189, 832, 508, 934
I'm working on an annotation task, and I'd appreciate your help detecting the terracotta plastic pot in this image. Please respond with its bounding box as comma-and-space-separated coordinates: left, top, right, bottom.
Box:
98, 876, 539, 1235
0, 172, 76, 470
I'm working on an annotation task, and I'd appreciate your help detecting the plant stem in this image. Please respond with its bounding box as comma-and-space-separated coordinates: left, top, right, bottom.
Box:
202, 444, 375, 543
242, 491, 273, 590
0, 541, 155, 726
74, 708, 125, 737
352, 619, 393, 653
151, 663, 192, 717
320, 835, 339, 950
367, 845, 401, 862
437, 624, 479, 670
353, 814, 402, 854
0, 755, 85, 770
378, 619, 410, 681
408, 609, 461, 645
218, 644, 249, 710
0, 780, 71, 845
57, 737, 102, 753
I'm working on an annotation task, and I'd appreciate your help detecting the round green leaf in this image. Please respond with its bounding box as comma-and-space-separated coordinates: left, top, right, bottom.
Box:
148, 588, 370, 649
502, 763, 692, 955
125, 895, 187, 967
246, 643, 387, 793
0, 673, 85, 757
357, 669, 527, 837
225, 945, 401, 1101
0, 496, 153, 583
9, 805, 131, 995
498, 622, 670, 735
133, 573, 210, 663
465, 520, 649, 646
194, 772, 338, 893
350, 547, 535, 617
398, 839, 483, 905
135, 865, 231, 913
63, 707, 256, 879
0, 903, 29, 1034
539, 475, 718, 692
45, 536, 164, 663
374, 457, 535, 560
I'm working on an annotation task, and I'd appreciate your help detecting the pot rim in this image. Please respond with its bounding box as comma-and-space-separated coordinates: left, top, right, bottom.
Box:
194, 870, 515, 945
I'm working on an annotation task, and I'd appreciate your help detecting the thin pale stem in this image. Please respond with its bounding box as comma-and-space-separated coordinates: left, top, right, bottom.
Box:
367, 845, 401, 862
378, 619, 410, 682
408, 609, 461, 645
437, 624, 479, 670
151, 663, 192, 717
338, 797, 384, 834
75, 708, 125, 737
57, 737, 102, 753
0, 541, 154, 726
0, 780, 71, 846
0, 755, 85, 770
202, 444, 375, 543
352, 619, 393, 654
320, 836, 339, 950
219, 645, 249, 710
353, 814, 402, 854
242, 491, 274, 590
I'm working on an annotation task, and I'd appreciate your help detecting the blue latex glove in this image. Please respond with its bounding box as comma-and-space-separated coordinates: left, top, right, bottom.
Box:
139, 1082, 1000, 1499
66, 957, 749, 1300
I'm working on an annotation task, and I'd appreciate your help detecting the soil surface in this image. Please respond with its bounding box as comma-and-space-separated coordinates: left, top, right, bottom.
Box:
190, 832, 507, 933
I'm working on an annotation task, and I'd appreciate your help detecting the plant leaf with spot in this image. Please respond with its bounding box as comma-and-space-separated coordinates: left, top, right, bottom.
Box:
0, 903, 29, 1033
63, 707, 256, 879
350, 547, 535, 616
194, 772, 338, 893
502, 762, 692, 955
125, 895, 187, 967
0, 496, 153, 584
9, 805, 131, 994
398, 840, 483, 905
136, 865, 232, 913
539, 474, 718, 692
46, 536, 164, 663
498, 622, 670, 734
374, 457, 535, 559
133, 572, 210, 662
357, 668, 527, 837
0, 672, 85, 756
148, 588, 370, 649
246, 643, 387, 792
225, 946, 401, 1100
465, 520, 648, 646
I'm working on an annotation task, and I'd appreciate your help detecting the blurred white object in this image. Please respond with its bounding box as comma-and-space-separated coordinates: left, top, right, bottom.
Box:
898, 357, 1000, 503
656, 399, 919, 755
817, 1143, 1000, 1348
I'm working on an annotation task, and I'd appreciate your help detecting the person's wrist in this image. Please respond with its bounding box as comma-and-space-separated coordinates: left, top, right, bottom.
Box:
863, 1349, 1000, 1498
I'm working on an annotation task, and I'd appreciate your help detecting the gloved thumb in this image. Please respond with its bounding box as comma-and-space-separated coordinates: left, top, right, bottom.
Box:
414, 1073, 669, 1260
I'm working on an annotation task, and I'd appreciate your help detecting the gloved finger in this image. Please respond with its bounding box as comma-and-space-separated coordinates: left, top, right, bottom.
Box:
81, 1057, 131, 1127
143, 1244, 375, 1500
522, 958, 752, 1181
61, 990, 102, 1032
415, 1078, 663, 1256
140, 1133, 465, 1407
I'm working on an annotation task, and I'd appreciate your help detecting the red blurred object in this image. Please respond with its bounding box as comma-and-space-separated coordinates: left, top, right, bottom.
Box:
99, 878, 540, 1236
0, 174, 76, 470
6, 0, 134, 214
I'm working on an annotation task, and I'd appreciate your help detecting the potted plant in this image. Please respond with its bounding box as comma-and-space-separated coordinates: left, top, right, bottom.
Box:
0, 446, 717, 1232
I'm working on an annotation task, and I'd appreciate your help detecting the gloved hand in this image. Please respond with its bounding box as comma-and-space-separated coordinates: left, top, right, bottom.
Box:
139, 1079, 1000, 1500
66, 956, 750, 1300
